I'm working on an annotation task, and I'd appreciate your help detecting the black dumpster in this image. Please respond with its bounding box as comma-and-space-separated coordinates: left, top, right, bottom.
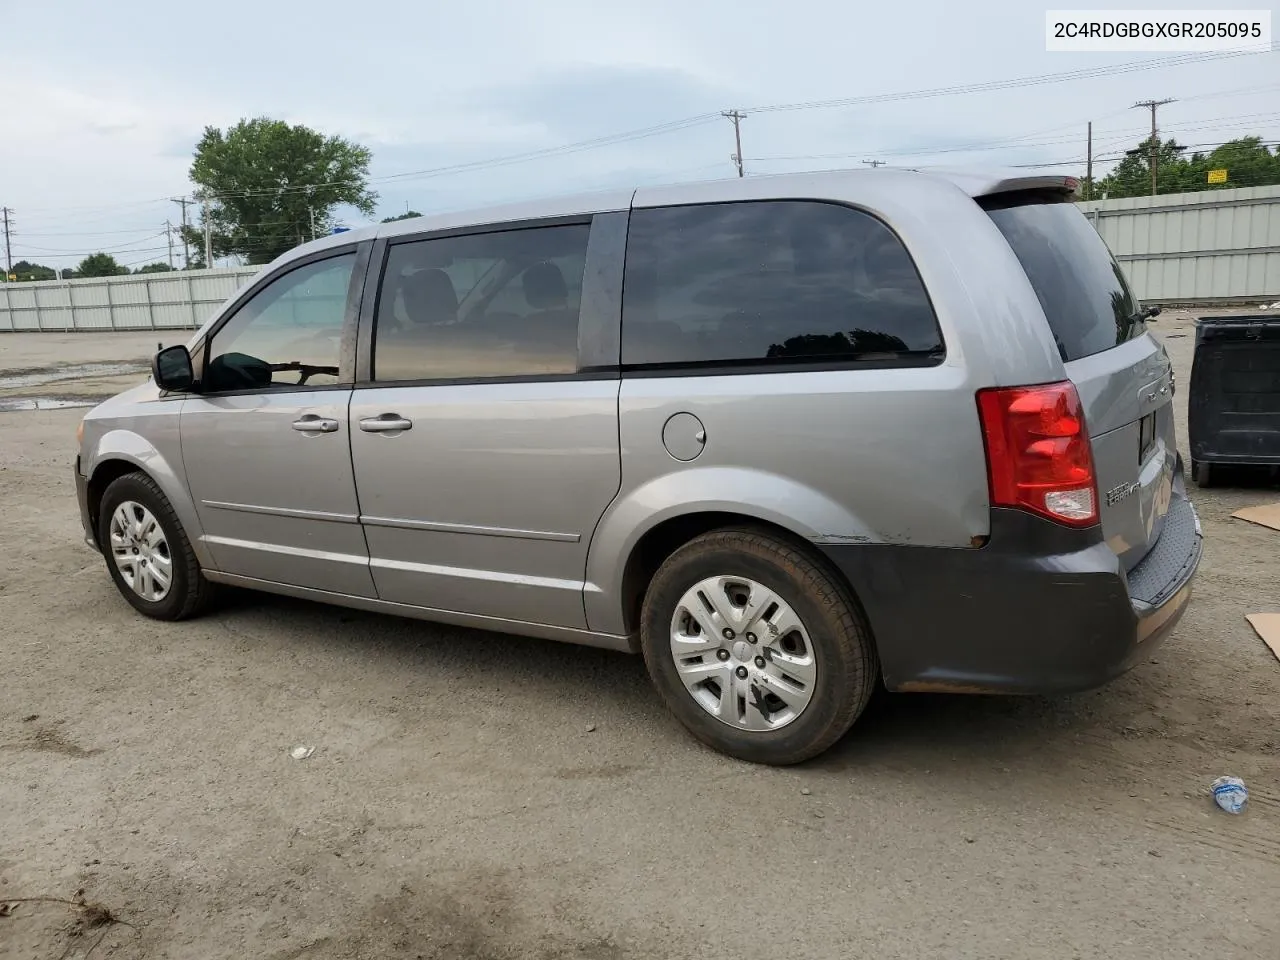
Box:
1188, 314, 1280, 486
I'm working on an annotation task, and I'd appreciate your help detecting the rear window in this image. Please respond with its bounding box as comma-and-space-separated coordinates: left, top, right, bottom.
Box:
621, 200, 943, 370
985, 201, 1142, 362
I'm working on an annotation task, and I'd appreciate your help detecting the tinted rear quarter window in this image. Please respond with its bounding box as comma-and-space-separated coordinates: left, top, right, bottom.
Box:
622, 200, 943, 369
984, 201, 1142, 362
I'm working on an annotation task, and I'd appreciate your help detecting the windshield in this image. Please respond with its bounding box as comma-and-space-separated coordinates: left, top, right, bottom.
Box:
985, 201, 1142, 362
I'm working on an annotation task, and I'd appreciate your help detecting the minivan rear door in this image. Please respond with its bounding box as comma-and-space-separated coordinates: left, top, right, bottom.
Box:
985, 198, 1176, 570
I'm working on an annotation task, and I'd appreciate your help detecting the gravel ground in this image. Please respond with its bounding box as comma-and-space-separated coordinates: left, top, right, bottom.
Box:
1, 314, 1278, 960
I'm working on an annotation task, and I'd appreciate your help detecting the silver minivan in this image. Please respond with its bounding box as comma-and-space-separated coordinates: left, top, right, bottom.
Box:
75, 168, 1201, 764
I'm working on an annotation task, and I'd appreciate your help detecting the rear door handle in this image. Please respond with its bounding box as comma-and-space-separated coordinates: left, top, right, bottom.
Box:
292, 416, 339, 433
359, 414, 413, 433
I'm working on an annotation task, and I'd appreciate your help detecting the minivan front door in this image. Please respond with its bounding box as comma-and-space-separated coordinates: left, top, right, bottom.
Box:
349, 220, 621, 628
182, 250, 376, 597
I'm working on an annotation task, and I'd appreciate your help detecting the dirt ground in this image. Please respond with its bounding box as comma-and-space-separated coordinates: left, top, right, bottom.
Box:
1, 314, 1278, 960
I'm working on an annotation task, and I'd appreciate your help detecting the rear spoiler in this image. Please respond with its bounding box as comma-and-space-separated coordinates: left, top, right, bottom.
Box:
973, 176, 1080, 211
926, 169, 1080, 203
978, 175, 1079, 198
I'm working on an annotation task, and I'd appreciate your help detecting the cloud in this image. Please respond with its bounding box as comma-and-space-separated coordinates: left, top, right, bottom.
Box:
3, 0, 1277, 268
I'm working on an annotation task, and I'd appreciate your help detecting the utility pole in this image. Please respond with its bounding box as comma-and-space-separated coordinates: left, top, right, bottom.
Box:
722, 110, 746, 177
1132, 99, 1175, 196
309, 206, 317, 241
862, 159, 886, 168
193, 191, 214, 269
1086, 122, 1093, 201
1, 207, 12, 277
171, 197, 195, 269
165, 220, 176, 269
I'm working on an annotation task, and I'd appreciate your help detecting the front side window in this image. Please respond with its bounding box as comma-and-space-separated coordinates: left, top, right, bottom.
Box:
621, 201, 943, 369
373, 224, 590, 382
204, 253, 355, 392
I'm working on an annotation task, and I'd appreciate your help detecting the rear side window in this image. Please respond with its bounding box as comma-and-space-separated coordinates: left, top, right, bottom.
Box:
373, 223, 590, 382
621, 201, 942, 370
985, 201, 1141, 362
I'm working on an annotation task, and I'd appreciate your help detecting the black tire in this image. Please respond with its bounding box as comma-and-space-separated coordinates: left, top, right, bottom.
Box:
640, 528, 878, 765
1192, 458, 1215, 488
97, 471, 215, 620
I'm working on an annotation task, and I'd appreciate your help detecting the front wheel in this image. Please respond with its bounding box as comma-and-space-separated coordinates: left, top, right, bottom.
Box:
97, 471, 215, 620
640, 528, 878, 765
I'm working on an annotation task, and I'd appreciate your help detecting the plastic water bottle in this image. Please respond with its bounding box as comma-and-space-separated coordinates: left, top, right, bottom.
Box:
1211, 776, 1247, 814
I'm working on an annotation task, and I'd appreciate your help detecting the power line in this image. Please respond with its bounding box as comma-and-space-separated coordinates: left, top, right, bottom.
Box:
14, 231, 168, 255
744, 46, 1272, 115
743, 109, 1280, 168
15, 226, 174, 238
198, 48, 1276, 199
118, 251, 182, 269
17, 46, 1275, 221
1009, 139, 1280, 168
190, 113, 723, 203
371, 114, 721, 186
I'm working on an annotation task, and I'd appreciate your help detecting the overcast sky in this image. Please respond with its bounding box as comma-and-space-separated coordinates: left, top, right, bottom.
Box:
2, 0, 1277, 270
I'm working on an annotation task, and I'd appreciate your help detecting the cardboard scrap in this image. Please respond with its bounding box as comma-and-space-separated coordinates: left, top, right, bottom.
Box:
1246, 613, 1280, 663
1231, 502, 1280, 533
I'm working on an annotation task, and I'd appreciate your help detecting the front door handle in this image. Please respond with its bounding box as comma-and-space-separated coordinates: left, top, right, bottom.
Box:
292, 416, 339, 433
359, 414, 413, 433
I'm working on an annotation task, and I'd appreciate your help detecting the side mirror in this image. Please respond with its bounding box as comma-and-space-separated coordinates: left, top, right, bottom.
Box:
1143, 305, 1162, 321
152, 345, 195, 392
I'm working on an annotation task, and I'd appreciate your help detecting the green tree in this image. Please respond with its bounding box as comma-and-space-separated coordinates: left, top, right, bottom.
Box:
182, 117, 377, 265
134, 262, 175, 274
382, 210, 423, 222
75, 253, 129, 277
1191, 137, 1280, 190
1095, 137, 1190, 199
1090, 135, 1280, 199
8, 260, 56, 281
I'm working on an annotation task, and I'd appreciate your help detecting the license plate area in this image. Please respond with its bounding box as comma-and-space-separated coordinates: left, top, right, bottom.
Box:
1139, 412, 1157, 463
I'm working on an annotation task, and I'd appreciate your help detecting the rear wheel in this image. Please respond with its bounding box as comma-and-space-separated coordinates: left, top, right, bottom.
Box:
640, 528, 877, 765
98, 471, 215, 620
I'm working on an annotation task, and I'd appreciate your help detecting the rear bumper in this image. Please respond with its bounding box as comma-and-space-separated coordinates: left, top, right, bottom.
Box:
817, 480, 1202, 695
75, 457, 98, 552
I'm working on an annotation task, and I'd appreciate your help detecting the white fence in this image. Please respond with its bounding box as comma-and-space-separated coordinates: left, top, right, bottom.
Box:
0, 267, 259, 332
5, 187, 1280, 329
1078, 184, 1280, 304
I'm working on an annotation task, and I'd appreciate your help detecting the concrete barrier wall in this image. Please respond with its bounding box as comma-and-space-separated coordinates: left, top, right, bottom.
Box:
0, 267, 260, 332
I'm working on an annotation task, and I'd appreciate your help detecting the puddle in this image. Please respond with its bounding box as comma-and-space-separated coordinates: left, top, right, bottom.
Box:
0, 396, 96, 412
0, 361, 148, 390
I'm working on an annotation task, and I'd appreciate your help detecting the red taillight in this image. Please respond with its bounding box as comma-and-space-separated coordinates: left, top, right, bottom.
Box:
976, 381, 1098, 528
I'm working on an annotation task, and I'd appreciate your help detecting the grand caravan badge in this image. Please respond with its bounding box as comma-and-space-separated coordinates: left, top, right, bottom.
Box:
1106, 480, 1140, 506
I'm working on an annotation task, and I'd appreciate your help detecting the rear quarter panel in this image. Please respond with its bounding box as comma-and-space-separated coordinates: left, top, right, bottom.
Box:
586, 172, 1070, 636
